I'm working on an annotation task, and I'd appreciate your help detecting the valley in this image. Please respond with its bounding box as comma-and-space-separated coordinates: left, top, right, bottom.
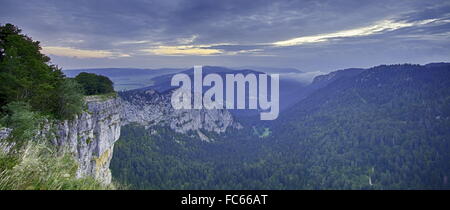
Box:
2, 0, 450, 194
110, 63, 450, 190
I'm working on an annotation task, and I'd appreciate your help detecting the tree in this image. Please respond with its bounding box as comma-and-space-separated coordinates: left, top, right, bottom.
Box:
75, 72, 114, 95
54, 78, 84, 119
0, 23, 85, 120
0, 101, 40, 143
0, 23, 65, 116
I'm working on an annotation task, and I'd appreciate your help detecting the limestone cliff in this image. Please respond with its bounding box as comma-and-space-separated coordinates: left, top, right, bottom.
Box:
46, 95, 121, 184
120, 89, 241, 137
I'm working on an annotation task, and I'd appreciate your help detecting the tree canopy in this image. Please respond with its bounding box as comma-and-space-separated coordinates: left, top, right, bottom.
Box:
0, 23, 89, 120
75, 72, 114, 95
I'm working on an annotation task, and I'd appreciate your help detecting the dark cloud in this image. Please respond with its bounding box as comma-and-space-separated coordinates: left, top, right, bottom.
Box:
0, 0, 449, 71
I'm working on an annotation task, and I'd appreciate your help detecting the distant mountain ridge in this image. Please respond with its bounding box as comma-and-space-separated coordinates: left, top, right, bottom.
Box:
144, 66, 266, 92
63, 67, 185, 77
230, 66, 303, 74
62, 66, 312, 92
63, 68, 185, 91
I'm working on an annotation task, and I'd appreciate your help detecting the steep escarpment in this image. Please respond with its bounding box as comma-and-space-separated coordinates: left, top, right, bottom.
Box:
43, 96, 121, 184
120, 89, 241, 137
0, 96, 121, 186
0, 24, 122, 188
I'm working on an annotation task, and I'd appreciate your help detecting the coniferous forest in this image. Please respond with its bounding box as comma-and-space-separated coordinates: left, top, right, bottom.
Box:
111, 63, 450, 190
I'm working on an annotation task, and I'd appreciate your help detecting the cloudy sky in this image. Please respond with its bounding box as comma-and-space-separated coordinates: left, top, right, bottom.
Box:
1, 0, 449, 72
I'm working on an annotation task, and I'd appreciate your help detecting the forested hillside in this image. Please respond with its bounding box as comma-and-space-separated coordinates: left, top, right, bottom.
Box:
272, 63, 450, 189
111, 63, 450, 190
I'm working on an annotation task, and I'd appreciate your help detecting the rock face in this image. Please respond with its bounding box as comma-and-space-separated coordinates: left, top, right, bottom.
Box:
0, 128, 11, 141
49, 96, 121, 184
120, 89, 241, 135
0, 128, 13, 153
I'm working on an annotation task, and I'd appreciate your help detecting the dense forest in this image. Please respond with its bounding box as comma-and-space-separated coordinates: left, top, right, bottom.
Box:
111, 63, 450, 190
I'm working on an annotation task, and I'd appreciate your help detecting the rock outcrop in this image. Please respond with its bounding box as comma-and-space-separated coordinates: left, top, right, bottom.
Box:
120, 89, 241, 136
47, 95, 121, 184
0, 128, 13, 153
0, 128, 11, 141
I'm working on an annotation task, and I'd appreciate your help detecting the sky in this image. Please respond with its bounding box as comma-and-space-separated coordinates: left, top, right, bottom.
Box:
1, 0, 450, 72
